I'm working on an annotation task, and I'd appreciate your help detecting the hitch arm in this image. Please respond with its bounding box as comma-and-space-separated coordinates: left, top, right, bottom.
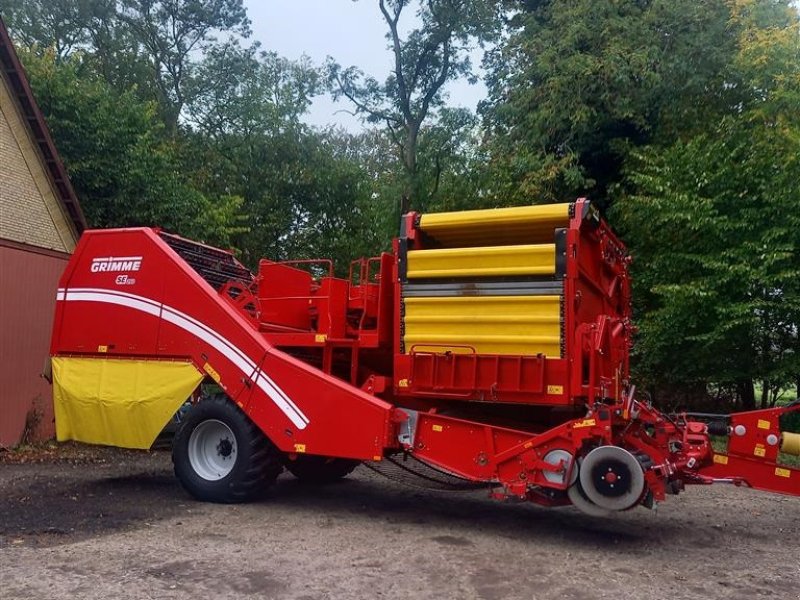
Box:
694, 404, 800, 496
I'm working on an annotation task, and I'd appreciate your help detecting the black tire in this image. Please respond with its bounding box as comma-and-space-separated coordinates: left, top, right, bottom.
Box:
172, 395, 282, 503
285, 455, 360, 484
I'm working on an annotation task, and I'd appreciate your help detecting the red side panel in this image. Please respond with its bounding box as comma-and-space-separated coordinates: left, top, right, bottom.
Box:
258, 260, 313, 331
51, 228, 395, 460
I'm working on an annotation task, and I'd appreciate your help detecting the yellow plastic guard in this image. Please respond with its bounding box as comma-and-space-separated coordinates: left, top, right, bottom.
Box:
419, 203, 570, 247
52, 357, 203, 449
407, 244, 555, 279
403, 295, 561, 356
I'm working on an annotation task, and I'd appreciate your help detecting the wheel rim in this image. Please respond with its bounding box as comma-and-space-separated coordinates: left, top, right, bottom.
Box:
188, 419, 238, 481
578, 446, 645, 511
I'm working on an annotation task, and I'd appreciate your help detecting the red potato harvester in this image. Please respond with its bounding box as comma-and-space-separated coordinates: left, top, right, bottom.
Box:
49, 200, 800, 514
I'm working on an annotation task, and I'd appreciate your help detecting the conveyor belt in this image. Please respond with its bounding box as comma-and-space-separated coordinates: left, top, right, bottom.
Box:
160, 232, 253, 290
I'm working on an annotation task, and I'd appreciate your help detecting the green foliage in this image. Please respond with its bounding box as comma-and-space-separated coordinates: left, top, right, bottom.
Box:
117, 0, 251, 131
328, 0, 499, 213
347, 107, 491, 224
183, 126, 384, 273
19, 49, 242, 245
3, 0, 253, 132
175, 41, 378, 270
4, 1, 383, 268
478, 0, 800, 406
483, 0, 757, 205
186, 40, 319, 137
613, 2, 800, 407
1, 0, 109, 58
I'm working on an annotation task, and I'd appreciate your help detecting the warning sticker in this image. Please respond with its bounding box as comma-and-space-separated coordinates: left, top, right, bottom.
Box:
203, 362, 221, 383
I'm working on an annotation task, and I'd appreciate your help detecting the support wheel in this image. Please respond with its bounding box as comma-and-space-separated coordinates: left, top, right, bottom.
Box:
578, 446, 646, 511
173, 395, 282, 503
285, 455, 359, 484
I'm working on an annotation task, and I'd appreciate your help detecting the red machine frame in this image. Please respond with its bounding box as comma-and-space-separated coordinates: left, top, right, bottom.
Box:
50, 200, 800, 512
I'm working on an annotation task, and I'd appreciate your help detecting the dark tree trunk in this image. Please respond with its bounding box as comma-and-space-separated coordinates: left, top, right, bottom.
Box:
738, 378, 756, 410
401, 123, 419, 215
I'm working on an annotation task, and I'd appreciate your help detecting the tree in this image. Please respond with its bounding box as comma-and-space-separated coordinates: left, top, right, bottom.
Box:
327, 0, 498, 214
20, 49, 242, 245
2, 0, 252, 132
482, 0, 750, 207
118, 0, 251, 133
178, 45, 380, 270
0, 0, 100, 58
185, 40, 319, 138
613, 0, 800, 409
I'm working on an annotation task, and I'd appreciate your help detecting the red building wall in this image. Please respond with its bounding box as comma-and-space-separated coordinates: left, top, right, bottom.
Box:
0, 239, 68, 446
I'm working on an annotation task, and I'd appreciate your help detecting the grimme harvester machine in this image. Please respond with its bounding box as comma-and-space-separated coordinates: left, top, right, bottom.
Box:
50, 200, 800, 514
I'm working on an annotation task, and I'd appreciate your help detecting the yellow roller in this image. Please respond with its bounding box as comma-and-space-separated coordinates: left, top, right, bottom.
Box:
419, 203, 570, 247
407, 244, 556, 279
403, 295, 561, 356
781, 432, 800, 456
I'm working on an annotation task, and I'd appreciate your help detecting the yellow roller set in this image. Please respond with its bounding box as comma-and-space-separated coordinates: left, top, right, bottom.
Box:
418, 203, 570, 247
403, 296, 561, 356
782, 432, 800, 456
52, 356, 203, 449
407, 243, 555, 279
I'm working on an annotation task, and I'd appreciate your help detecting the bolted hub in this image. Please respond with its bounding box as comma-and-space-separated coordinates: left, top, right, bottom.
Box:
217, 437, 234, 458
592, 459, 632, 498
188, 419, 239, 481
579, 446, 646, 511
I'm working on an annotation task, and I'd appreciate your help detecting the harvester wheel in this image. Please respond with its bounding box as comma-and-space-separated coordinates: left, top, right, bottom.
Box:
567, 480, 611, 517
578, 445, 646, 511
172, 395, 282, 503
285, 455, 359, 484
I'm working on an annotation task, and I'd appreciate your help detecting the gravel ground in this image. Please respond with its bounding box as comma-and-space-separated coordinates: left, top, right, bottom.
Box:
1, 445, 798, 600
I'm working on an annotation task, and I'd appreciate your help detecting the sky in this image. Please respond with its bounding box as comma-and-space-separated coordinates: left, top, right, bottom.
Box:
243, 0, 487, 131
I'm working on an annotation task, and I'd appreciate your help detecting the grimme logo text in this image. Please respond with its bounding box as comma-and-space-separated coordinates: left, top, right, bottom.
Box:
90, 256, 143, 273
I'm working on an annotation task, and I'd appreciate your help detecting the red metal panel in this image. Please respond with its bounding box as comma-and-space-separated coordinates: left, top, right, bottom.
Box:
0, 240, 68, 446
258, 260, 313, 330
51, 228, 397, 460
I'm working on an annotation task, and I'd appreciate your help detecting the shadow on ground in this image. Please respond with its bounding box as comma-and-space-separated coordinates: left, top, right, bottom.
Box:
0, 448, 790, 552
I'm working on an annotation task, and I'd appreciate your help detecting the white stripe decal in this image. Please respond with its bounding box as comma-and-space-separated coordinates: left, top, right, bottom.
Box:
67, 287, 161, 308
162, 305, 257, 373
58, 288, 309, 429
65, 291, 161, 317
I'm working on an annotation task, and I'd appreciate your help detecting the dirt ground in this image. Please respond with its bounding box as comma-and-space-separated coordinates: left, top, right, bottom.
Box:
0, 444, 798, 600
